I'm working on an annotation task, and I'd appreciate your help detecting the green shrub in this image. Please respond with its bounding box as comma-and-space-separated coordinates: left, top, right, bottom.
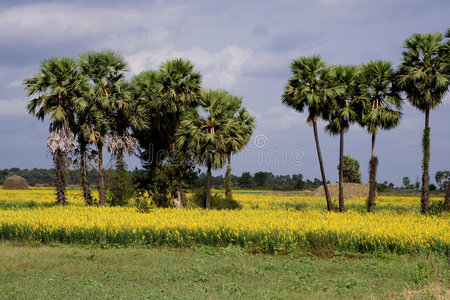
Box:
407, 260, 431, 287
134, 191, 157, 213
190, 188, 241, 210
106, 169, 134, 206
428, 200, 446, 216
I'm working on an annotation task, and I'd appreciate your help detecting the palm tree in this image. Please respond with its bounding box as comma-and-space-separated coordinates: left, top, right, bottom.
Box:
131, 70, 167, 169
72, 104, 95, 206
78, 50, 129, 205
158, 59, 202, 126
159, 59, 202, 205
25, 57, 87, 205
282, 55, 337, 211
108, 80, 146, 171
360, 60, 402, 212
398, 32, 449, 214
222, 95, 255, 201
177, 89, 234, 209
325, 65, 367, 212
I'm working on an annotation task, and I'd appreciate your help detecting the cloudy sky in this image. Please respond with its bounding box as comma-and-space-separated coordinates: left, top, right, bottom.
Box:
0, 0, 449, 186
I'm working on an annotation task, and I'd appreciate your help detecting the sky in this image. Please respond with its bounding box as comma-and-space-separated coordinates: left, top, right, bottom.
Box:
0, 0, 449, 186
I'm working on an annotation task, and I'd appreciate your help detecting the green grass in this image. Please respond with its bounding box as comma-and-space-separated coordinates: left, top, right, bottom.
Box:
1, 242, 448, 299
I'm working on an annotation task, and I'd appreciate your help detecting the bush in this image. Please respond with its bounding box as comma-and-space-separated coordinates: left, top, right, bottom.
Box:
106, 169, 134, 206
428, 200, 446, 216
190, 188, 241, 210
377, 183, 387, 192
134, 191, 157, 213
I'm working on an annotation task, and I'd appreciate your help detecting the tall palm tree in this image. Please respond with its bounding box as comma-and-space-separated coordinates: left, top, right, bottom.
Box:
325, 64, 366, 212
72, 104, 95, 206
131, 70, 175, 169
282, 55, 337, 211
398, 32, 449, 214
108, 80, 146, 171
25, 57, 87, 205
79, 50, 130, 204
158, 59, 202, 128
159, 59, 202, 205
177, 89, 233, 209
222, 95, 255, 201
360, 61, 402, 212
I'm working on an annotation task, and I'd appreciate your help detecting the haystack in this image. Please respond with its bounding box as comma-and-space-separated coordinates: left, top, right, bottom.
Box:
312, 183, 375, 199
2, 175, 29, 190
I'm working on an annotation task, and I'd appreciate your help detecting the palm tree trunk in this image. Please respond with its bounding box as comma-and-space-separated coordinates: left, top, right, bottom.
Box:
313, 120, 332, 211
80, 139, 93, 206
368, 132, 378, 212
225, 154, 232, 201
338, 129, 345, 212
116, 149, 125, 173
97, 143, 107, 206
206, 158, 212, 209
55, 149, 67, 205
444, 180, 450, 211
421, 108, 430, 214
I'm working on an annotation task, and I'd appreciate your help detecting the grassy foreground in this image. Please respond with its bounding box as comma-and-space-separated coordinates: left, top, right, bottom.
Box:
1, 242, 449, 299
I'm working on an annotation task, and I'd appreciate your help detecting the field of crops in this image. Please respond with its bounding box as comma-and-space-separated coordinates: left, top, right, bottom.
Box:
0, 188, 448, 255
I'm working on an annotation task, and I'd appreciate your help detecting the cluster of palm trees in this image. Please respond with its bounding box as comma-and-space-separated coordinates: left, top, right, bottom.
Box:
177, 90, 255, 208
25, 51, 255, 208
282, 31, 449, 213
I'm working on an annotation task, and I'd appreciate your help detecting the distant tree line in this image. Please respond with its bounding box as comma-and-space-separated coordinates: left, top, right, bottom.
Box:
196, 172, 322, 190
0, 168, 99, 186
0, 167, 318, 190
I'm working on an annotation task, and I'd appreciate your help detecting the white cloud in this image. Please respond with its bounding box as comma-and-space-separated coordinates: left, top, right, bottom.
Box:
0, 99, 27, 116
257, 106, 308, 131
8, 81, 22, 88
127, 46, 253, 89
0, 3, 185, 52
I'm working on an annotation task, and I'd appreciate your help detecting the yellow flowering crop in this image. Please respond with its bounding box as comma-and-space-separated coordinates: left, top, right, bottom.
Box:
0, 189, 448, 254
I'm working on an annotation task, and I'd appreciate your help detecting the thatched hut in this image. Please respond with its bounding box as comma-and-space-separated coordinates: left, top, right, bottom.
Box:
2, 175, 29, 190
313, 183, 375, 199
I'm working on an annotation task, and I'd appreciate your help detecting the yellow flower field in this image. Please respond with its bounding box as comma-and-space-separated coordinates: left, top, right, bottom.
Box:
0, 189, 448, 254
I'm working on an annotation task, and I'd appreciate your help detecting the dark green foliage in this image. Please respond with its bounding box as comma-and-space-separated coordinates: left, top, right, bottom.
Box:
106, 169, 133, 206
253, 172, 269, 186
428, 200, 446, 216
133, 153, 199, 207
376, 183, 387, 192
403, 177, 411, 189
192, 172, 314, 190
238, 172, 253, 188
338, 155, 361, 183
429, 184, 437, 191
293, 174, 305, 190
435, 170, 449, 191
134, 192, 157, 213
190, 188, 241, 210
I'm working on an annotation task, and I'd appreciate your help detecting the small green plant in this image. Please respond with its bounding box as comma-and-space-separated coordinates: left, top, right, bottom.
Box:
190, 188, 241, 209
428, 200, 445, 216
134, 191, 156, 213
408, 260, 431, 287
106, 169, 134, 206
